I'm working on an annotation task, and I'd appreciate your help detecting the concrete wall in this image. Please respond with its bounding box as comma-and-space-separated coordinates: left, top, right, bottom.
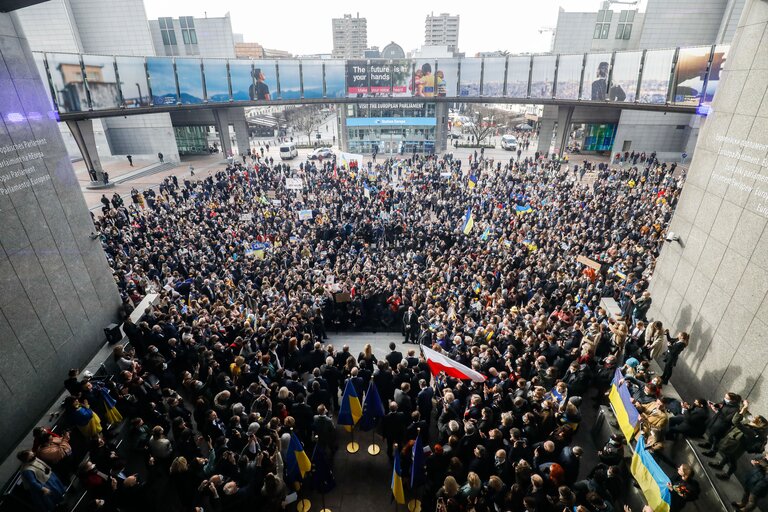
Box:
13, 0, 81, 52
648, 0, 768, 412
0, 11, 121, 460
149, 16, 237, 59
639, 0, 728, 48
612, 110, 696, 160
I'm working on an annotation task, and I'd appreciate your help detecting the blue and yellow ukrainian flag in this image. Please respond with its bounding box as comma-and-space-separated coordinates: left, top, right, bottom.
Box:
468, 174, 478, 189
608, 368, 640, 442
515, 204, 533, 215
285, 432, 312, 485
461, 207, 474, 235
338, 379, 362, 432
523, 239, 538, 252
480, 227, 490, 241
392, 448, 406, 504
631, 434, 672, 512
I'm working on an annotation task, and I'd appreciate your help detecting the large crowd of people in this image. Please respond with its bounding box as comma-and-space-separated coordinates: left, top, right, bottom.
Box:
14, 146, 768, 512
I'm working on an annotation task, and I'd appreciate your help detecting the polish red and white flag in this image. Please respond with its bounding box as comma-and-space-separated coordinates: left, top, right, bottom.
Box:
421, 345, 487, 382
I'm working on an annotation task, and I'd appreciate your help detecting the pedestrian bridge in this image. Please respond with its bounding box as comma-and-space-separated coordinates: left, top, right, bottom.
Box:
30, 44, 726, 121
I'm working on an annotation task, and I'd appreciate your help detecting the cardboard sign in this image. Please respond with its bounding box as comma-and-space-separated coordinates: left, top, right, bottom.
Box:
239, 213, 253, 222
286, 178, 303, 190
577, 255, 602, 270
266, 191, 276, 199
298, 210, 313, 221
334, 292, 351, 303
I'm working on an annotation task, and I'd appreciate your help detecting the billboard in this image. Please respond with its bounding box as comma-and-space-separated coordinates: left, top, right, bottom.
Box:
555, 54, 583, 100
638, 48, 675, 104
411, 60, 437, 97
482, 57, 506, 97
277, 60, 301, 99
368, 60, 392, 96
506, 56, 530, 98
81, 54, 120, 110
436, 59, 458, 97
115, 56, 150, 108
175, 58, 204, 104
580, 53, 613, 101
347, 60, 368, 97
607, 51, 642, 102
459, 58, 481, 97
301, 60, 324, 99
530, 55, 556, 99
146, 57, 178, 105
203, 59, 230, 102
391, 60, 411, 97
324, 60, 346, 98
672, 46, 713, 106
46, 53, 89, 112
229, 60, 253, 101
702, 45, 727, 105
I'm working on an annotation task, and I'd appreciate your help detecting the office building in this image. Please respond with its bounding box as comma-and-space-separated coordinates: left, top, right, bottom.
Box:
543, 0, 746, 160
148, 13, 237, 58
332, 13, 368, 59
424, 12, 460, 53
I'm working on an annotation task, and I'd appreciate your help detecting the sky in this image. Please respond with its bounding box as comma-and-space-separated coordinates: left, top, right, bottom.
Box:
143, 0, 604, 56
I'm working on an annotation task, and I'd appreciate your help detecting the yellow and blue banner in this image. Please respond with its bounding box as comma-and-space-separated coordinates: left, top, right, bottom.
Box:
392, 449, 406, 504
468, 174, 478, 189
608, 368, 640, 442
285, 432, 312, 485
338, 379, 362, 432
631, 434, 672, 512
523, 239, 538, 252
480, 227, 491, 241
462, 207, 474, 235
515, 204, 533, 215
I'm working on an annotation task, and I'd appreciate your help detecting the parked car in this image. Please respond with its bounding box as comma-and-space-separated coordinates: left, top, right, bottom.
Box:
308, 147, 334, 160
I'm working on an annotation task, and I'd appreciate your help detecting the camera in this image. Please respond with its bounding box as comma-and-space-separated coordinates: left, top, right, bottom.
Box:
665, 231, 680, 243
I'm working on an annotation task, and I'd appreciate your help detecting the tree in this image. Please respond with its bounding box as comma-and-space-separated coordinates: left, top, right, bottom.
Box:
283, 105, 324, 143
465, 107, 496, 146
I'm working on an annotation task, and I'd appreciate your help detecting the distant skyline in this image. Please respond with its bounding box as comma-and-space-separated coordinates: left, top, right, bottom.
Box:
142, 0, 606, 56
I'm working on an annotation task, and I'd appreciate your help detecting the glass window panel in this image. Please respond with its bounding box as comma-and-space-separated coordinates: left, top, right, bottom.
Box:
190, 31, 197, 44
346, 59, 369, 97
581, 52, 613, 100
203, 59, 229, 102
32, 53, 56, 112
179, 17, 187, 28
324, 60, 346, 98
638, 48, 675, 104
146, 57, 177, 105
604, 11, 613, 21
276, 60, 300, 99
597, 11, 605, 22
620, 11, 628, 22
81, 54, 120, 110
609, 51, 642, 102
702, 45, 728, 105
594, 24, 603, 39
301, 60, 324, 99
530, 55, 556, 99
175, 58, 204, 104
435, 59, 457, 97
182, 31, 190, 44
482, 57, 505, 97
391, 60, 411, 97
115, 56, 150, 107
459, 58, 481, 97
506, 56, 530, 98
601, 24, 610, 39
161, 31, 170, 46
627, 11, 635, 21
615, 24, 624, 39
228, 60, 253, 101
623, 25, 631, 39
252, 60, 276, 101
673, 46, 713, 106
46, 53, 87, 112
554, 54, 583, 100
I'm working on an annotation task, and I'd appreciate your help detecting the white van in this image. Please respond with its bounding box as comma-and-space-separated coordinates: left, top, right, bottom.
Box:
501, 135, 518, 151
279, 143, 298, 160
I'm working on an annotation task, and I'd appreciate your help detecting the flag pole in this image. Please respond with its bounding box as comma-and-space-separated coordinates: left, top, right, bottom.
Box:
292, 428, 312, 512
313, 435, 332, 512
347, 423, 359, 453
368, 428, 380, 455
408, 429, 422, 512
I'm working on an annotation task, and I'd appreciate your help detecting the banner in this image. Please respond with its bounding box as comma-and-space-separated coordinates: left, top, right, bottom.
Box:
285, 178, 303, 190
608, 368, 640, 442
631, 434, 672, 512
347, 60, 368, 97
298, 209, 313, 221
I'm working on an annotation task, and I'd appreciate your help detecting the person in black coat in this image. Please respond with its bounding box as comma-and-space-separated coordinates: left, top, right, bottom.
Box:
661, 332, 689, 384
734, 454, 768, 511
382, 402, 407, 460
385, 343, 404, 368
698, 393, 741, 450
402, 306, 419, 344
669, 399, 709, 438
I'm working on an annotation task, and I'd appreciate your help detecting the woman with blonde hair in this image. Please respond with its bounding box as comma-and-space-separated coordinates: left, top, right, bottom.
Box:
458, 471, 482, 504
169, 456, 198, 510
357, 343, 377, 370
436, 475, 461, 512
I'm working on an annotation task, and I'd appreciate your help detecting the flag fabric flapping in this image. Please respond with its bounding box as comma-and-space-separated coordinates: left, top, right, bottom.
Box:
461, 207, 474, 234
359, 381, 386, 431
338, 379, 363, 431
391, 449, 406, 505
285, 432, 312, 485
421, 345, 487, 382
411, 433, 426, 489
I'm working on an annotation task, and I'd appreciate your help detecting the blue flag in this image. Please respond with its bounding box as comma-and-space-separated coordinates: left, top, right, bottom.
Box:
311, 443, 336, 493
359, 381, 386, 431
338, 379, 362, 431
411, 432, 426, 489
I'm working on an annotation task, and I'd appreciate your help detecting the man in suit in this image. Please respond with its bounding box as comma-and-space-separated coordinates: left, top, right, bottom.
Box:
417, 379, 434, 427
312, 405, 337, 457
321, 357, 342, 412
381, 402, 407, 460
402, 306, 419, 343
394, 382, 413, 416
386, 343, 403, 369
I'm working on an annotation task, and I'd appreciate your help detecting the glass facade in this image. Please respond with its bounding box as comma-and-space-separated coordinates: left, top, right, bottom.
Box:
174, 126, 209, 155
583, 123, 616, 152
32, 47, 727, 113
346, 103, 437, 155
